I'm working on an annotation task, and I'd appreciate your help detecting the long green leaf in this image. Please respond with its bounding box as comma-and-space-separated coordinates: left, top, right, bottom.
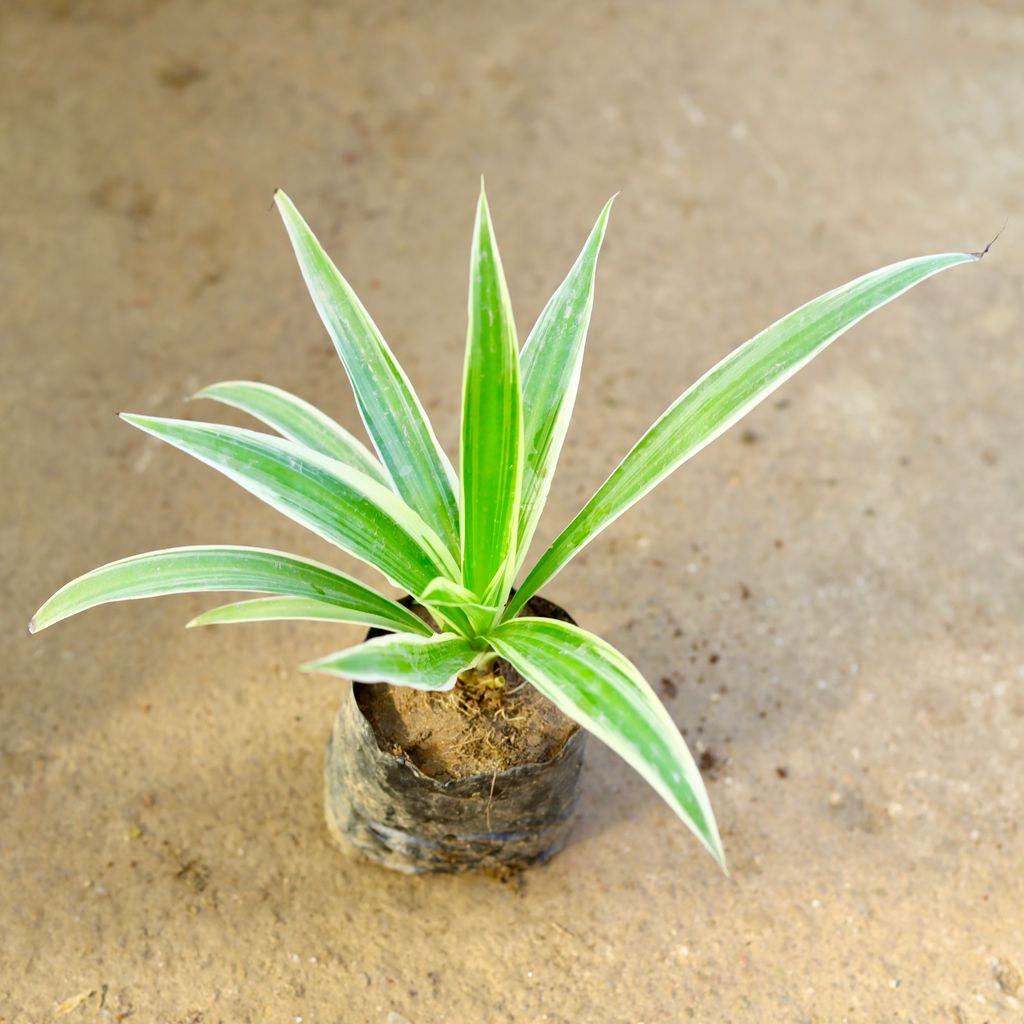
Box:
489, 617, 724, 867
120, 415, 459, 598
29, 545, 428, 636
508, 251, 978, 617
275, 191, 460, 556
187, 594, 430, 634
302, 632, 480, 691
517, 196, 614, 567
460, 185, 523, 606
193, 380, 391, 487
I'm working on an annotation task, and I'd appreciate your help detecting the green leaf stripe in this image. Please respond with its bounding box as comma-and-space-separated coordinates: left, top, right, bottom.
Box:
193, 380, 391, 487
187, 595, 431, 634
303, 632, 480, 691
459, 185, 523, 607
508, 251, 978, 616
121, 415, 458, 597
517, 196, 614, 566
275, 191, 460, 556
30, 546, 429, 636
490, 617, 724, 868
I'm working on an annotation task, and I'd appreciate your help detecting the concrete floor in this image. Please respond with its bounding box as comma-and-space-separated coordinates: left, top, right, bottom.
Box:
3, 1, 1022, 1021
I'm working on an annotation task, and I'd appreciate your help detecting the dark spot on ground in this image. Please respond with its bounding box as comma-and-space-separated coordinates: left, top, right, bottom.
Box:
775, 766, 788, 779
492, 864, 528, 893
740, 428, 760, 445
698, 749, 718, 773
658, 677, 679, 698
739, 582, 752, 600
156, 59, 208, 91
89, 176, 157, 224
176, 859, 211, 893
708, 652, 720, 665
189, 268, 224, 299
773, 538, 784, 549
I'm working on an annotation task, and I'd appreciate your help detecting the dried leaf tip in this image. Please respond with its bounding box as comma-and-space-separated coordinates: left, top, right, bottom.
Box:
972, 219, 1007, 260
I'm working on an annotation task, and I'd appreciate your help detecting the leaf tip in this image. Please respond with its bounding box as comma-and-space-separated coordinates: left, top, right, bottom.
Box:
710, 833, 728, 872
189, 381, 230, 403
272, 189, 300, 227
703, 825, 729, 874
595, 192, 619, 232
971, 218, 1007, 260
475, 180, 491, 224
119, 412, 150, 434
29, 600, 57, 634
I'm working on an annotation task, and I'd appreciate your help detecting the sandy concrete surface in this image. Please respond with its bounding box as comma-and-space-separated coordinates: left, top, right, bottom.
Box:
3, 1, 1022, 1021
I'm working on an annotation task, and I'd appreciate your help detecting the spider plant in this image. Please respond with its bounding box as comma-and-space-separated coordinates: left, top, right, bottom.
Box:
31, 184, 982, 869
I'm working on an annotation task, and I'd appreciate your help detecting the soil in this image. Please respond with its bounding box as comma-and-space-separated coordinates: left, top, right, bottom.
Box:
356, 597, 579, 781
4, 3, 1023, 1022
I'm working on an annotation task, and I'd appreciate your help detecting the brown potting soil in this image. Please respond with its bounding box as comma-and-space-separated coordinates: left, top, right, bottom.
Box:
355, 597, 579, 781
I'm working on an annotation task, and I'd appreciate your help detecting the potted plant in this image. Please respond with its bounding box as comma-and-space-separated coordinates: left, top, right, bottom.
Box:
31, 185, 984, 874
